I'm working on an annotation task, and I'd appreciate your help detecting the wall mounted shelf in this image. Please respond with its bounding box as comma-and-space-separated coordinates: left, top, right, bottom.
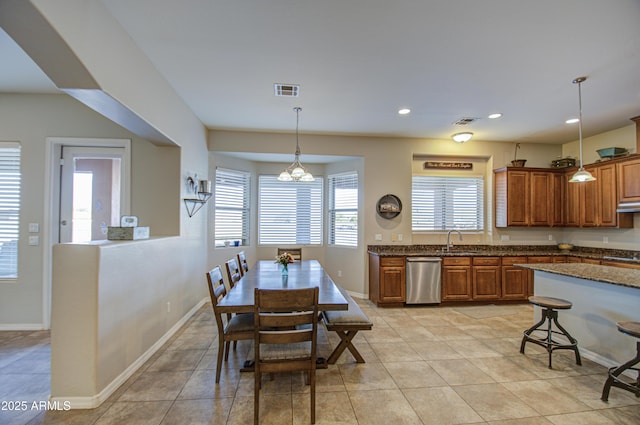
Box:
184, 176, 212, 217
184, 191, 211, 217
376, 194, 402, 219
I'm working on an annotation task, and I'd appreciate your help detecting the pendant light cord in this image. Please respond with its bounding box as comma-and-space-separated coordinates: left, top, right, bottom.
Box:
577, 79, 584, 169
294, 107, 301, 157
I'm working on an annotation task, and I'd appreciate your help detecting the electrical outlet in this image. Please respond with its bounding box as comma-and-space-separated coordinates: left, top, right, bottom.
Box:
337, 270, 342, 277
167, 302, 171, 313
603, 236, 609, 244
548, 234, 553, 241
375, 234, 382, 241
397, 234, 403, 241
501, 235, 510, 241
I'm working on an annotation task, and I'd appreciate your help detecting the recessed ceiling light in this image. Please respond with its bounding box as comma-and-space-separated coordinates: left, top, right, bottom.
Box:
566, 118, 579, 124
488, 113, 502, 119
398, 108, 411, 115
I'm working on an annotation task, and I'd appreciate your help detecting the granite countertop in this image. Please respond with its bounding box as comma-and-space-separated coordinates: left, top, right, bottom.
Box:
367, 245, 640, 263
516, 263, 640, 290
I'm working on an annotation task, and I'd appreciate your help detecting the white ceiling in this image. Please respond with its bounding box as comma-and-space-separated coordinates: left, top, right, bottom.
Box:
2, 0, 640, 144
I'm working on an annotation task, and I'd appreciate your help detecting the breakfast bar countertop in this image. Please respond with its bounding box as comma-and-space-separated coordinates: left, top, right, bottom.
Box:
516, 263, 640, 290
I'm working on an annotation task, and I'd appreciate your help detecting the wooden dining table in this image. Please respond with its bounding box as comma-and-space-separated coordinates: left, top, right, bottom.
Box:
216, 259, 349, 314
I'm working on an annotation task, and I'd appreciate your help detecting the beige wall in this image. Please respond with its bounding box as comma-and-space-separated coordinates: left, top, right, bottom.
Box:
0, 2, 211, 406
0, 93, 182, 327
209, 130, 567, 296
210, 125, 640, 296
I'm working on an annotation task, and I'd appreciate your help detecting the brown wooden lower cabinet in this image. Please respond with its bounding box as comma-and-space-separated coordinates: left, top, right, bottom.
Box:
581, 258, 601, 265
501, 257, 528, 300
601, 260, 640, 269
472, 257, 501, 300
442, 257, 471, 301
371, 253, 639, 307
368, 254, 405, 306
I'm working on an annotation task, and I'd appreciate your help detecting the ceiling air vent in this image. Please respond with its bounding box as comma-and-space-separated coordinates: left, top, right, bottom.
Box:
274, 83, 300, 97
453, 117, 478, 126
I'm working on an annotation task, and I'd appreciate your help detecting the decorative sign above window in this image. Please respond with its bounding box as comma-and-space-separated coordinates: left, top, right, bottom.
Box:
423, 161, 473, 170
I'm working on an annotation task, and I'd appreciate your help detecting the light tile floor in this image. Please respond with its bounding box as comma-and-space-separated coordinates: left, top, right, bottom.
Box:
1, 300, 639, 424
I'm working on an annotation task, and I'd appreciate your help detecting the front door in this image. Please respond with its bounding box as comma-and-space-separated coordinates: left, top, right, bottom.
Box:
59, 146, 126, 243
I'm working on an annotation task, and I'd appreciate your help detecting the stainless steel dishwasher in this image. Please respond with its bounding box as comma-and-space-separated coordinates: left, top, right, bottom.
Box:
406, 257, 442, 304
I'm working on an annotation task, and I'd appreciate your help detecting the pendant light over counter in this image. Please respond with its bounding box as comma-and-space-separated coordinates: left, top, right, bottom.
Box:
278, 107, 315, 182
569, 76, 596, 183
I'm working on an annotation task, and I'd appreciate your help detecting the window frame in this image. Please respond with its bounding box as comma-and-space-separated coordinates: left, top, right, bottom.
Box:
0, 142, 21, 280
328, 171, 359, 247
257, 175, 323, 246
213, 167, 250, 248
411, 174, 485, 233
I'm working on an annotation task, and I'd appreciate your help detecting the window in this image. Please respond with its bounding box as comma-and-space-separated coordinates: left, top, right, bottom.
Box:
412, 175, 484, 231
328, 172, 358, 246
258, 175, 323, 245
214, 168, 250, 247
0, 143, 21, 278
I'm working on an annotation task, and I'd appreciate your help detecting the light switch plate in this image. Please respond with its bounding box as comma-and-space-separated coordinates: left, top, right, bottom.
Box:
28, 223, 39, 233
375, 234, 382, 241
28, 235, 39, 246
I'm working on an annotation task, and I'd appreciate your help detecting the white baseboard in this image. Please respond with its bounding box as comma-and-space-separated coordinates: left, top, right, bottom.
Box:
0, 323, 46, 331
50, 297, 209, 409
345, 290, 367, 300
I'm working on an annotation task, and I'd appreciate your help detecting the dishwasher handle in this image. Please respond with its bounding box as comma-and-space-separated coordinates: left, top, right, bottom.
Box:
406, 257, 442, 263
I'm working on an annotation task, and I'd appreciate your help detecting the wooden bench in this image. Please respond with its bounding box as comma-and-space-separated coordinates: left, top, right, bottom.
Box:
321, 286, 373, 364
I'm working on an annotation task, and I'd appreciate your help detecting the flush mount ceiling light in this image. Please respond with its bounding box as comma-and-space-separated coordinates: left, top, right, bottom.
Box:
398, 108, 411, 115
278, 107, 314, 182
452, 132, 473, 143
568, 76, 596, 183
488, 113, 503, 119
565, 118, 579, 124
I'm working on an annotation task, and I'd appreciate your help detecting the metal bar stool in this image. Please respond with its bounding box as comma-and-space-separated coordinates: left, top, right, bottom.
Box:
601, 321, 640, 401
520, 296, 581, 369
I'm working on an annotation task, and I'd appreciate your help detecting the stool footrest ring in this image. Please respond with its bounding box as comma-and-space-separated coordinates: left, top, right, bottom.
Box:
520, 306, 581, 369
601, 340, 640, 402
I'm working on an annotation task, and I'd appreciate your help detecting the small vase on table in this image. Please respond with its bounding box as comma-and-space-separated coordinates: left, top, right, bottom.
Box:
281, 263, 288, 276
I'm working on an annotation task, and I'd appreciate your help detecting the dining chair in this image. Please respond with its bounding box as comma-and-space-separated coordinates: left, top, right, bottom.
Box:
225, 257, 242, 288
253, 287, 319, 424
206, 266, 254, 383
277, 247, 302, 261
237, 251, 249, 276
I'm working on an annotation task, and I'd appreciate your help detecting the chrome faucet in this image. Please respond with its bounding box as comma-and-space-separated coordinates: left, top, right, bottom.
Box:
446, 229, 462, 252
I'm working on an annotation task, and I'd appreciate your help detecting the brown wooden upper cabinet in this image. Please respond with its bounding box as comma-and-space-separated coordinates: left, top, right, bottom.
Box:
617, 156, 640, 205
494, 167, 562, 227
573, 162, 633, 228
496, 156, 637, 229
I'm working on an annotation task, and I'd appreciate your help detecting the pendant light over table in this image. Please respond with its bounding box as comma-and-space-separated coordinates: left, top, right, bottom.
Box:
278, 107, 315, 182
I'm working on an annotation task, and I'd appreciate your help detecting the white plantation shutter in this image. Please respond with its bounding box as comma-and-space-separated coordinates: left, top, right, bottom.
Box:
258, 175, 323, 245
214, 168, 250, 246
328, 172, 358, 246
412, 175, 484, 231
0, 143, 21, 278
